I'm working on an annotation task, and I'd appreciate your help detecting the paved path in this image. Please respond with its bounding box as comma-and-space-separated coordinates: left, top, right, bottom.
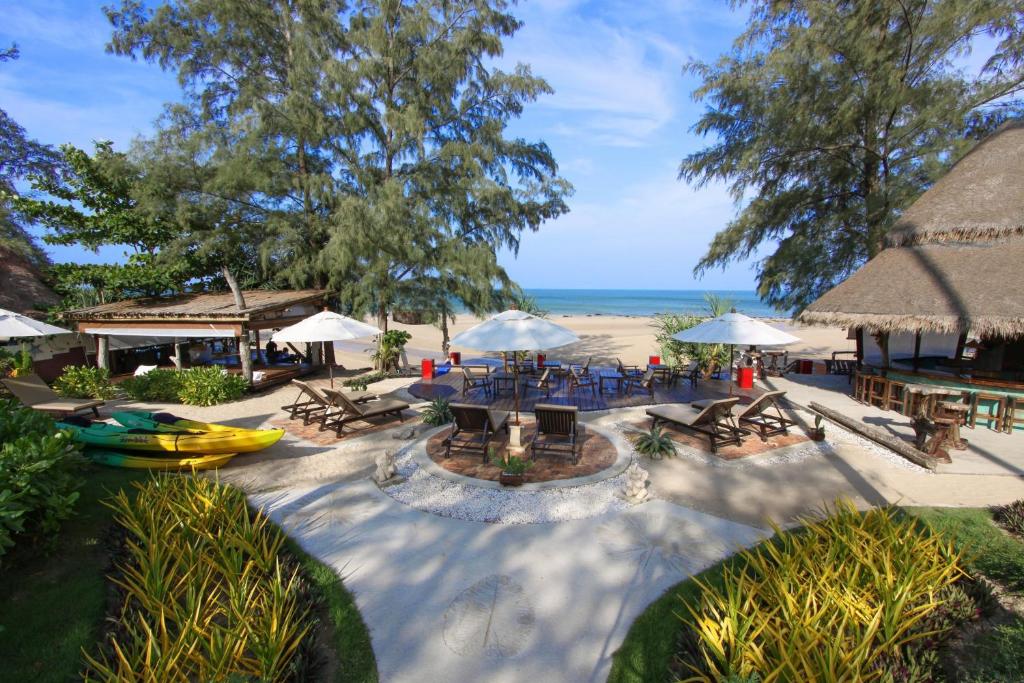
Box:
251, 481, 763, 682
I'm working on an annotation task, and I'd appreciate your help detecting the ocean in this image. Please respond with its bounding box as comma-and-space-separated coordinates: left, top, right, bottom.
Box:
520, 289, 783, 318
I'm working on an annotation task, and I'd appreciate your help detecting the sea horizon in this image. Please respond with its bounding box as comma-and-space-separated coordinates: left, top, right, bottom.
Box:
516, 288, 785, 318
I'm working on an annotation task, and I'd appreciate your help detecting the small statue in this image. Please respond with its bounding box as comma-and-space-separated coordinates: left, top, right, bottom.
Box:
374, 449, 397, 484
622, 462, 649, 503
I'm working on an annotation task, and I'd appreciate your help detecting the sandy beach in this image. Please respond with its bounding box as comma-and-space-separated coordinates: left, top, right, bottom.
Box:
331, 314, 855, 370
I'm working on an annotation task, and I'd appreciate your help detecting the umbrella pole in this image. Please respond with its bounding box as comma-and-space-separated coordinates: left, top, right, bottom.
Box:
325, 341, 334, 388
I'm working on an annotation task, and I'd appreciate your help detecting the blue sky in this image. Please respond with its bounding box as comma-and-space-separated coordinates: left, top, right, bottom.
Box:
1, 0, 760, 290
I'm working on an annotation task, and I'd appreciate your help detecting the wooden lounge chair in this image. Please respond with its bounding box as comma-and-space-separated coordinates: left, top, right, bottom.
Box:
670, 361, 700, 389
443, 403, 509, 461
521, 368, 553, 398
570, 356, 592, 376
616, 358, 642, 377
322, 391, 409, 436
461, 367, 492, 396
567, 367, 596, 396
735, 390, 796, 441
623, 368, 657, 397
646, 397, 745, 453
531, 404, 581, 464
1, 373, 105, 418
280, 379, 374, 426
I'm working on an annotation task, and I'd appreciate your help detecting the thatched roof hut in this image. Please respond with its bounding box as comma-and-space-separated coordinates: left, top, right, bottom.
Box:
800, 121, 1024, 338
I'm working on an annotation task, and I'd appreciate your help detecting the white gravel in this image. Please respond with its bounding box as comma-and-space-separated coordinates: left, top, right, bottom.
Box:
381, 447, 633, 524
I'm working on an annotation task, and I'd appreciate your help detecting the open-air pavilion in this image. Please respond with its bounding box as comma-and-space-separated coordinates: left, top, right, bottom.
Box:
63, 289, 328, 388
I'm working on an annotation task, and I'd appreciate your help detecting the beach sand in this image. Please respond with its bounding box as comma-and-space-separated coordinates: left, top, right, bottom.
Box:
331, 314, 855, 370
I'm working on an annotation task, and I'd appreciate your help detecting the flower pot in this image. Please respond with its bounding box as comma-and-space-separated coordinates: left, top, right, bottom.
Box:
810, 428, 826, 442
499, 472, 525, 487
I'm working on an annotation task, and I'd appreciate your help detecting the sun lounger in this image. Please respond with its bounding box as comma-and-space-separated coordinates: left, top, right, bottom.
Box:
734, 390, 796, 441
443, 403, 509, 461
531, 403, 581, 464
2, 373, 105, 418
323, 390, 409, 436
646, 397, 745, 453
280, 379, 375, 425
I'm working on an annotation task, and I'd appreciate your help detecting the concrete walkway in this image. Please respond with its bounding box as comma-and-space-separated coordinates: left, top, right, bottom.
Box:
252, 481, 763, 683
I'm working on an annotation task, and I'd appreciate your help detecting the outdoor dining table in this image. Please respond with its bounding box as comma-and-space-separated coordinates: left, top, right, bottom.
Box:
598, 370, 624, 394
647, 364, 672, 383
492, 372, 517, 396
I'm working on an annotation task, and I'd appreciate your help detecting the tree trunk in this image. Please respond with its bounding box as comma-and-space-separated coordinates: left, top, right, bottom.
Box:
222, 266, 253, 384
374, 306, 389, 370
441, 314, 450, 357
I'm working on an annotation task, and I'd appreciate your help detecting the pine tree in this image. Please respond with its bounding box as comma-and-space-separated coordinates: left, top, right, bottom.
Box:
682, 0, 1024, 312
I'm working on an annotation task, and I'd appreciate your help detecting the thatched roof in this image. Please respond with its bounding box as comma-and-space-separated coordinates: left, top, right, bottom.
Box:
798, 238, 1024, 337
0, 246, 60, 316
63, 289, 327, 321
887, 120, 1024, 247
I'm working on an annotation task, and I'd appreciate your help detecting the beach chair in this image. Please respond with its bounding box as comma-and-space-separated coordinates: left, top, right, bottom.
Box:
670, 361, 700, 389
1, 373, 105, 418
322, 390, 410, 436
443, 403, 509, 461
623, 368, 657, 397
531, 404, 581, 465
735, 390, 796, 441
646, 397, 745, 453
280, 379, 374, 426
461, 367, 492, 396
616, 358, 642, 377
521, 368, 553, 398
567, 367, 596, 396
570, 357, 592, 377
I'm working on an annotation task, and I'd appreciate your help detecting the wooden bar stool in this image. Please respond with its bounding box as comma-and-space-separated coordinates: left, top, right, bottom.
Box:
853, 371, 870, 403
1005, 395, 1024, 433
883, 379, 907, 413
867, 376, 887, 408
971, 392, 1007, 431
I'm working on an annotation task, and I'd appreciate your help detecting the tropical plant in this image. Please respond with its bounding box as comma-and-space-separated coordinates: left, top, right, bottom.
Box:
342, 370, 387, 392
501, 455, 532, 475
511, 293, 548, 318
993, 499, 1024, 537
51, 365, 116, 400
1, 344, 35, 377
0, 400, 85, 565
371, 330, 412, 374
175, 366, 248, 406
678, 500, 971, 681
681, 0, 1024, 312
633, 426, 677, 459
652, 293, 732, 374
82, 475, 312, 680
422, 397, 454, 427
119, 368, 183, 402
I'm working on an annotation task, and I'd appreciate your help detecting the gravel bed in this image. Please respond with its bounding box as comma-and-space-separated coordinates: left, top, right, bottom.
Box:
381, 447, 633, 525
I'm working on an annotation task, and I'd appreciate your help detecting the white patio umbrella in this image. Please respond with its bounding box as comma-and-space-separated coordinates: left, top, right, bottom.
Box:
272, 311, 382, 386
450, 309, 579, 423
0, 307, 72, 339
672, 310, 799, 385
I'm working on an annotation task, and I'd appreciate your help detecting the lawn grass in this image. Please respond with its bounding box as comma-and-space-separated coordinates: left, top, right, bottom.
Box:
285, 538, 379, 682
0, 466, 146, 683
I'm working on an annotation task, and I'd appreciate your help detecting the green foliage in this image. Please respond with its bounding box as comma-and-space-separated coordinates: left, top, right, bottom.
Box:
422, 397, 454, 427
343, 371, 387, 392
82, 475, 312, 680
511, 294, 549, 318
651, 293, 732, 373
52, 365, 116, 400
682, 0, 1024, 311
679, 501, 969, 682
956, 616, 1024, 683
632, 426, 677, 459
0, 344, 34, 377
175, 366, 247, 406
502, 455, 532, 475
372, 330, 412, 373
119, 368, 183, 402
993, 499, 1024, 537
0, 400, 85, 566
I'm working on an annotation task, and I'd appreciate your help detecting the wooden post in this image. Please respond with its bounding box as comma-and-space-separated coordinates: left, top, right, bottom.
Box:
173, 342, 185, 370
253, 329, 262, 367
954, 332, 968, 361
96, 335, 109, 370
855, 327, 865, 369
912, 331, 922, 371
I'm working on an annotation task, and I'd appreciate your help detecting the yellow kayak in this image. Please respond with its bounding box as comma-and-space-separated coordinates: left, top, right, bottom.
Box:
112, 411, 258, 434
59, 421, 284, 455
85, 449, 238, 471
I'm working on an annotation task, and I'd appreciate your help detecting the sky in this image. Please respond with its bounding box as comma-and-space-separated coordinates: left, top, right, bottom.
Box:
0, 0, 760, 291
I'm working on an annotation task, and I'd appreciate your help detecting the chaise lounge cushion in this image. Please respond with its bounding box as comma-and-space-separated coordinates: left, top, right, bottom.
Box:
2, 374, 105, 417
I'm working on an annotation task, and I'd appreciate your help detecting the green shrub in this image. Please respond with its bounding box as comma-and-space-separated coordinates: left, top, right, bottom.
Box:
344, 370, 387, 391
371, 330, 411, 373
176, 366, 248, 406
0, 400, 85, 565
993, 499, 1024, 536
422, 397, 453, 426
83, 475, 313, 680
52, 365, 116, 400
678, 501, 970, 682
633, 426, 677, 458
119, 368, 183, 402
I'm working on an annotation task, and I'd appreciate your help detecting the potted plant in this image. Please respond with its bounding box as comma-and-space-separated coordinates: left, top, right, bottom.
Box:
499, 454, 532, 487
810, 415, 826, 441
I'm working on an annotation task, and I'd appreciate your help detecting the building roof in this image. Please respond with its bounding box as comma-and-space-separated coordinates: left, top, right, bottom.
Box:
0, 246, 60, 316
798, 239, 1024, 337
887, 120, 1024, 247
63, 289, 327, 321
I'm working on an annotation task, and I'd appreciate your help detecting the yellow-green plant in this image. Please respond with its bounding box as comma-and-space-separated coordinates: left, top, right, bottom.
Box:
680, 500, 968, 682
82, 475, 310, 681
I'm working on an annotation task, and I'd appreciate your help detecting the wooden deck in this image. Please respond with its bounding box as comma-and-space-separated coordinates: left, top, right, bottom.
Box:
409, 364, 763, 412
